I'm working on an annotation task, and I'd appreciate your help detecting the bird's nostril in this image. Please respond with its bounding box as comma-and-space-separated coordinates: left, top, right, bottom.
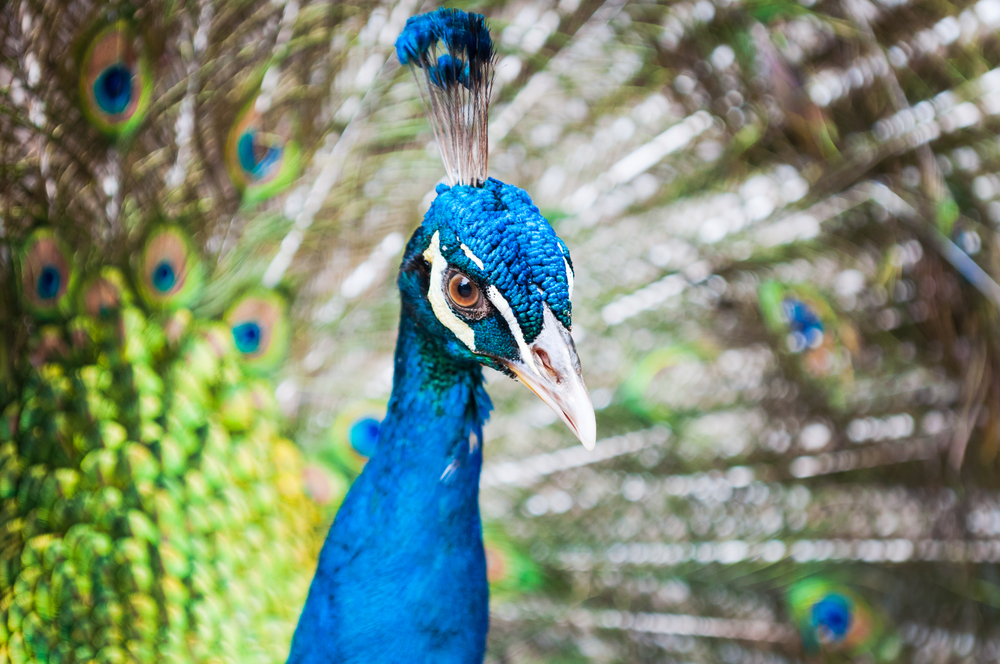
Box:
533, 348, 560, 383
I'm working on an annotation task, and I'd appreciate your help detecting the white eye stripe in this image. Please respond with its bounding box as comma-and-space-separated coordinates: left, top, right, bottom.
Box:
461, 243, 484, 269
486, 285, 538, 375
423, 231, 477, 352
563, 257, 574, 301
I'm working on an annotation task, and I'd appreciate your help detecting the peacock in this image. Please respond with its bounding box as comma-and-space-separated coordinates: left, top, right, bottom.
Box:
287, 8, 596, 662
5, 0, 1000, 662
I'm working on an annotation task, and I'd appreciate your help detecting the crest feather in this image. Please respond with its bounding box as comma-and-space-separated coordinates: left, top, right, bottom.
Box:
395, 9, 496, 187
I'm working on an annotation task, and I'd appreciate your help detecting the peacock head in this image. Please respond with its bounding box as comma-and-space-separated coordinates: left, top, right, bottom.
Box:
399, 178, 596, 450
395, 7, 595, 449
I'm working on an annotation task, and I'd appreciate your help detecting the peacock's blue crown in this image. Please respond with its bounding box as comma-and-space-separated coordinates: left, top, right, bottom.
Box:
395, 8, 494, 72
418, 178, 573, 343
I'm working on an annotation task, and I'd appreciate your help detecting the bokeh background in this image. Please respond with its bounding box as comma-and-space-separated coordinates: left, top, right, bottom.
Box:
5, 0, 1000, 661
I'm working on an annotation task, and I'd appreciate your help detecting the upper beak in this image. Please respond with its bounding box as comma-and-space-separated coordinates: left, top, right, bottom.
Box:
501, 305, 597, 450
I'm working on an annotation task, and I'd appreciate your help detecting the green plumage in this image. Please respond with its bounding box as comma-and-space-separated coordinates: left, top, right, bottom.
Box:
0, 2, 349, 659
0, 286, 318, 663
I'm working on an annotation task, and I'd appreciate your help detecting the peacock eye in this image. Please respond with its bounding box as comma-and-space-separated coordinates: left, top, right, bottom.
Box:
446, 271, 482, 310
19, 229, 76, 319
79, 21, 152, 138
225, 101, 300, 204
137, 227, 204, 310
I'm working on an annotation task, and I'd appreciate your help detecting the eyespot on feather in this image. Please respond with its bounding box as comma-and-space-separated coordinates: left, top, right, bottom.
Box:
79, 20, 153, 138
17, 229, 77, 319
78, 268, 131, 319
224, 102, 301, 205
224, 289, 290, 373
325, 400, 388, 474
786, 579, 882, 656
137, 227, 204, 309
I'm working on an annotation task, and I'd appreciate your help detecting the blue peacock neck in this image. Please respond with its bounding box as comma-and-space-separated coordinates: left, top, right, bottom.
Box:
376, 308, 491, 485
288, 307, 493, 664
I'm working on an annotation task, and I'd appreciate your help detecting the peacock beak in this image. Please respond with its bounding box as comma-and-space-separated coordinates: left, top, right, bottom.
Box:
502, 306, 597, 450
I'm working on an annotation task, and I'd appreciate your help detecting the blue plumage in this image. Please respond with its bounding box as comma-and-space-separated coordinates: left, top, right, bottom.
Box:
395, 9, 493, 70
429, 54, 470, 89
93, 65, 132, 114
420, 179, 574, 341
782, 297, 824, 351
811, 593, 853, 642
288, 11, 594, 662
348, 417, 381, 458
37, 266, 61, 300
152, 261, 176, 292
238, 130, 283, 177
289, 317, 493, 662
232, 321, 262, 353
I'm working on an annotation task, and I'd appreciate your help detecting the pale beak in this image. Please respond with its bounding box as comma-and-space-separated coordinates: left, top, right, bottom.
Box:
501, 305, 597, 450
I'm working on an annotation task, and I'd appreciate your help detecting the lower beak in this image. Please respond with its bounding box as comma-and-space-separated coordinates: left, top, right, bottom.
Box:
501, 306, 597, 450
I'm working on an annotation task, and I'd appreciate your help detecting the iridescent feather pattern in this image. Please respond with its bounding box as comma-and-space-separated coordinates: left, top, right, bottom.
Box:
787, 579, 901, 661
79, 266, 130, 319
224, 102, 302, 205
395, 8, 496, 187
225, 290, 291, 373
348, 417, 380, 459
136, 226, 204, 309
0, 2, 372, 662
78, 19, 152, 138
782, 299, 825, 351
0, 282, 318, 663
17, 229, 76, 320
321, 402, 386, 476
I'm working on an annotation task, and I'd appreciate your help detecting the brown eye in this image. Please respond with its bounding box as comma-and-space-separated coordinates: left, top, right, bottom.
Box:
447, 272, 482, 309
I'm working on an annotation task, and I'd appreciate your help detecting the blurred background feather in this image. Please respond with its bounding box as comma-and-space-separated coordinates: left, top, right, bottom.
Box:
4, 0, 1000, 662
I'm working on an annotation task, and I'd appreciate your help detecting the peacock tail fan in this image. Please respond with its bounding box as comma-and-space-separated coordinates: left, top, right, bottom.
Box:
0, 2, 398, 662
0, 297, 320, 663
0, 233, 321, 662
0, 1, 353, 264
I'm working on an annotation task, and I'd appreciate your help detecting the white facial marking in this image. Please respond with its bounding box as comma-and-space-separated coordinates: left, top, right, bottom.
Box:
423, 231, 477, 352
440, 458, 460, 483
461, 243, 484, 270
486, 285, 538, 375
563, 257, 574, 301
